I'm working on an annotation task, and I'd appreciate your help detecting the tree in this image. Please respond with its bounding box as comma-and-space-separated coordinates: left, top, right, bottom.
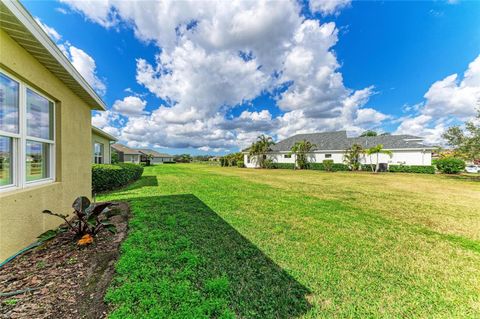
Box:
360, 130, 377, 137
111, 151, 119, 164
174, 154, 192, 163
344, 144, 364, 171
248, 134, 275, 168
365, 144, 392, 173
290, 139, 316, 169
442, 109, 480, 163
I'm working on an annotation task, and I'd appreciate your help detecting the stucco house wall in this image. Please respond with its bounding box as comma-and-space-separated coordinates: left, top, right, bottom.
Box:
124, 154, 140, 164
0, 29, 92, 260
92, 131, 112, 164
244, 149, 431, 169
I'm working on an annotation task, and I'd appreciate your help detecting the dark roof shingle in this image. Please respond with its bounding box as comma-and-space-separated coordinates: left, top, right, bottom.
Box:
270, 131, 432, 152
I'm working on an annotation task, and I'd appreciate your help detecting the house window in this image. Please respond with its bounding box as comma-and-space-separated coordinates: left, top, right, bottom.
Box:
247, 156, 250, 164
0, 70, 55, 191
284, 154, 291, 158
94, 142, 104, 164
325, 154, 332, 158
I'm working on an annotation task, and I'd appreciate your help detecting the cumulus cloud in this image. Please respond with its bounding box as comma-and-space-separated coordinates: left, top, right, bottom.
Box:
112, 96, 147, 116
309, 0, 351, 15
34, 17, 61, 41
396, 54, 480, 144
34, 18, 107, 96
62, 0, 390, 151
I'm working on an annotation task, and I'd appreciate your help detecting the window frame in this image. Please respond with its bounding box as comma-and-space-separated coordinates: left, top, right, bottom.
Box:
0, 68, 55, 193
325, 154, 332, 159
94, 142, 104, 164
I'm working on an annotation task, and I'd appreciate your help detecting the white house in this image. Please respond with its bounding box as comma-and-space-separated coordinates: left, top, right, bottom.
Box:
138, 149, 174, 164
243, 131, 433, 168
111, 143, 141, 164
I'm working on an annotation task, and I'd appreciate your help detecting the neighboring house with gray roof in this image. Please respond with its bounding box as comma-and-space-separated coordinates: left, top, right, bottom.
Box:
243, 131, 434, 168
138, 149, 174, 164
111, 144, 141, 164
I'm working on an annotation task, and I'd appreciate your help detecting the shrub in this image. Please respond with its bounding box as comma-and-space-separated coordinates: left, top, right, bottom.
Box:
361, 164, 374, 172
323, 160, 334, 172
388, 165, 435, 174
310, 161, 349, 172
92, 163, 144, 193
435, 158, 466, 174
272, 163, 295, 169
237, 160, 244, 168
39, 196, 118, 244
220, 157, 226, 167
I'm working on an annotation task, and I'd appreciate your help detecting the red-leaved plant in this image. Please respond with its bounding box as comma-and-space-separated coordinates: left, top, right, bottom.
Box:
38, 196, 118, 243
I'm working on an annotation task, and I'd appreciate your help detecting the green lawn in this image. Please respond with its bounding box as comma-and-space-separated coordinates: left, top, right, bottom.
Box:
99, 164, 480, 318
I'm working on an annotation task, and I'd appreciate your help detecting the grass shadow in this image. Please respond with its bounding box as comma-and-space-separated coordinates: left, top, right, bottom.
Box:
106, 194, 311, 318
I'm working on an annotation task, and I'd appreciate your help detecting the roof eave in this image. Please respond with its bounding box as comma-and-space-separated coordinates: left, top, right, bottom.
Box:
92, 126, 118, 142
1, 0, 106, 111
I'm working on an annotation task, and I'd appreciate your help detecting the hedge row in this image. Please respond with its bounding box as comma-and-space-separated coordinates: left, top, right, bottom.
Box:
92, 163, 144, 193
271, 163, 295, 169
310, 162, 350, 172
389, 165, 435, 174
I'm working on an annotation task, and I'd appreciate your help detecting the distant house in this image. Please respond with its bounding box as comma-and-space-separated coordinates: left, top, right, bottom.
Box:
243, 131, 434, 168
92, 126, 117, 164
138, 149, 174, 164
111, 144, 141, 164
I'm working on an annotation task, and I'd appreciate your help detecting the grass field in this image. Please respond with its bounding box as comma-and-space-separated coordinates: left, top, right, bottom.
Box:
99, 164, 480, 318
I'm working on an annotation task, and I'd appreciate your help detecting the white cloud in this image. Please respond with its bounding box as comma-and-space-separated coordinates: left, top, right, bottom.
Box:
59, 0, 117, 27
62, 0, 388, 151
33, 18, 107, 96
34, 17, 61, 41
309, 0, 351, 15
395, 54, 480, 144
66, 46, 107, 96
112, 96, 146, 116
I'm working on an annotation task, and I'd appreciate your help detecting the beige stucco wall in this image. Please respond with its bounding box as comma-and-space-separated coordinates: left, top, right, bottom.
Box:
0, 29, 92, 261
92, 132, 112, 164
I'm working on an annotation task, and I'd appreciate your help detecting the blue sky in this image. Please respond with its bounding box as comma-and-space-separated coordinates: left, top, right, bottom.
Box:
24, 0, 480, 155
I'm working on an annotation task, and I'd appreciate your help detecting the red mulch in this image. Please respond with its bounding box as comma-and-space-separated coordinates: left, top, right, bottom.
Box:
0, 202, 130, 319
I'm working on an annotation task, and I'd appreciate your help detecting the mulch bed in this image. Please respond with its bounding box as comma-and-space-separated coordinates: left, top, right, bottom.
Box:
0, 202, 130, 319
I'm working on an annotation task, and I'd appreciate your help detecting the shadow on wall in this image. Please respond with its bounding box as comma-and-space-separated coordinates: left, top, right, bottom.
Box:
108, 194, 311, 318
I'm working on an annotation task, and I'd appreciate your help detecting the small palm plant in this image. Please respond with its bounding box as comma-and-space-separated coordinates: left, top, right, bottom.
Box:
365, 144, 392, 173
248, 134, 275, 168
290, 140, 316, 169
344, 144, 364, 171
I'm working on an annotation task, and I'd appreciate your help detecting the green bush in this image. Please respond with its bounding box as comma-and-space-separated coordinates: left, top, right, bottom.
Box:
272, 163, 295, 169
310, 162, 349, 172
435, 158, 466, 174
92, 163, 144, 193
237, 160, 245, 168
220, 157, 227, 167
388, 165, 435, 174
323, 160, 334, 172
361, 164, 374, 172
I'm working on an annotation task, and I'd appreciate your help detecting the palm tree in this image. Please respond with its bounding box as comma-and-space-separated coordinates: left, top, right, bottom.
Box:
360, 130, 378, 137
290, 139, 316, 169
365, 144, 392, 173
344, 144, 364, 171
248, 134, 275, 168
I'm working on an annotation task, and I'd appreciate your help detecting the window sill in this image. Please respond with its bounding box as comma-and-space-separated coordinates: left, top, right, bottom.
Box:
0, 180, 59, 198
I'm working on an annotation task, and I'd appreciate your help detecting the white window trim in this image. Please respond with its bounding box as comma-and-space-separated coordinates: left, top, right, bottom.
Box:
0, 68, 55, 193
94, 142, 104, 164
